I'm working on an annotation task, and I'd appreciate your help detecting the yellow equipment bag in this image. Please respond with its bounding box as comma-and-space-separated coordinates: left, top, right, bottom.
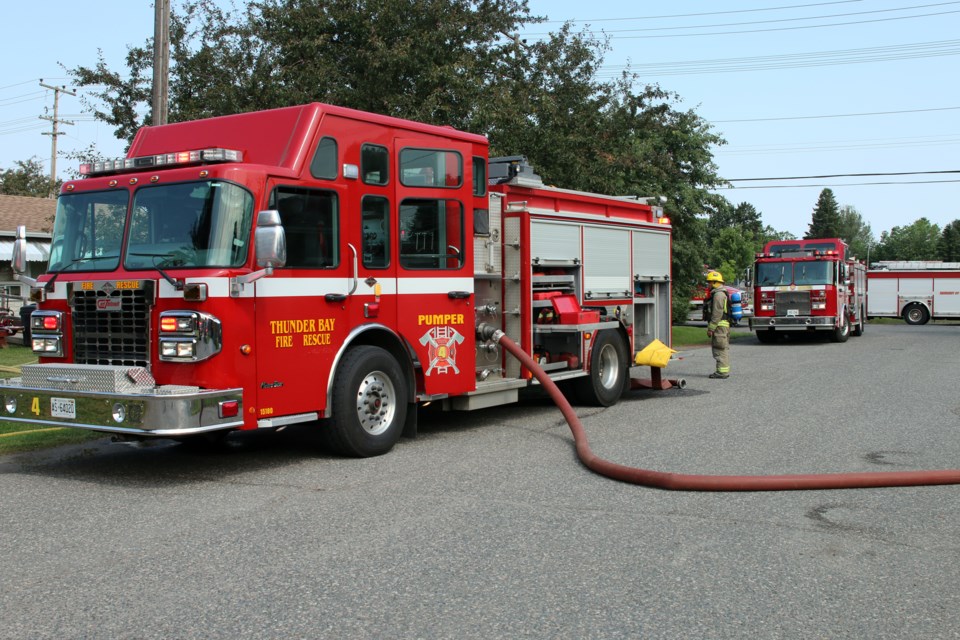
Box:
633, 339, 676, 368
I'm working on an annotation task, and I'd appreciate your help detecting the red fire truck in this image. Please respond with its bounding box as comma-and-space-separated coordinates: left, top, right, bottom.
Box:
867, 261, 960, 324
2, 103, 673, 456
749, 238, 866, 343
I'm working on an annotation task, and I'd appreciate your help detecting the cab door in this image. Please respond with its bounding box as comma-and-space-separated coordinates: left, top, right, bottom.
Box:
393, 142, 475, 396
253, 182, 350, 422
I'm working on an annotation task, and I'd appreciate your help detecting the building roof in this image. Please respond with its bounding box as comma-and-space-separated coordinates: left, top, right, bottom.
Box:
0, 194, 56, 234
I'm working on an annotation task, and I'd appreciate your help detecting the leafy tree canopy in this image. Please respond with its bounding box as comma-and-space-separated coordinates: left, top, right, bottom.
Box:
0, 158, 57, 197
873, 217, 941, 261
836, 205, 874, 262
937, 220, 960, 262
65, 0, 731, 299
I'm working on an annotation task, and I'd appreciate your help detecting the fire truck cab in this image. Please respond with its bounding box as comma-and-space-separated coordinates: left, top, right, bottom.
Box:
2, 103, 672, 456
750, 238, 866, 343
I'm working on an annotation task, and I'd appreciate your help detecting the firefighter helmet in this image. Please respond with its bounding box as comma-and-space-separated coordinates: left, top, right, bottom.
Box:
706, 270, 724, 283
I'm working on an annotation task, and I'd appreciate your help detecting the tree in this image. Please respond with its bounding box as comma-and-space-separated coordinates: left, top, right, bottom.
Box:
0, 158, 56, 197
708, 226, 755, 286
836, 205, 874, 261
67, 0, 728, 314
937, 220, 960, 261
806, 188, 841, 239
873, 218, 941, 261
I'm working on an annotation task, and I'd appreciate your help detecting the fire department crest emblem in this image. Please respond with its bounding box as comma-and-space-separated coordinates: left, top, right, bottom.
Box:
419, 326, 465, 375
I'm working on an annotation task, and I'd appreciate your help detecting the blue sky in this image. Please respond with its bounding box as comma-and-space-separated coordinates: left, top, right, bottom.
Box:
2, 1, 958, 242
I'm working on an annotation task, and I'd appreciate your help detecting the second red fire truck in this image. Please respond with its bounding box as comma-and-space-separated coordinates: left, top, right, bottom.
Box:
749, 238, 866, 343
1, 103, 673, 456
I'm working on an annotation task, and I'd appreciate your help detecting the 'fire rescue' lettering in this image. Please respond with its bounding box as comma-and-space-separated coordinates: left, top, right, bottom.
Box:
417, 314, 464, 326
270, 317, 336, 349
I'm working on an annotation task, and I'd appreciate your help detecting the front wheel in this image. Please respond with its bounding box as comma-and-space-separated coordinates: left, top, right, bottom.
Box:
903, 304, 930, 325
574, 330, 628, 407
324, 345, 407, 457
831, 312, 850, 343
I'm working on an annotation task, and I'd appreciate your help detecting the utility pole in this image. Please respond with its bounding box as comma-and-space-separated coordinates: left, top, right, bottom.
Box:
39, 80, 76, 198
152, 0, 170, 126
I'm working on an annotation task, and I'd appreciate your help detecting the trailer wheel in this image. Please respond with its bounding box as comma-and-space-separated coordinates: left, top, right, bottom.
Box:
324, 345, 407, 457
831, 311, 850, 343
574, 330, 627, 407
903, 303, 930, 326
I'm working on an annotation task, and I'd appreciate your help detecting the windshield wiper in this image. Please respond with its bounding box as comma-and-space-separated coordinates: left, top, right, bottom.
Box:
128, 253, 185, 291
44, 255, 120, 292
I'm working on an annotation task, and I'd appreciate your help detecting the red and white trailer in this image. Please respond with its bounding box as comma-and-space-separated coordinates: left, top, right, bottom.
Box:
1, 103, 673, 456
867, 261, 960, 324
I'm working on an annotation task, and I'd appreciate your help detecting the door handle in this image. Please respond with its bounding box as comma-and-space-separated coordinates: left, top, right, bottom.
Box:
448, 290, 472, 299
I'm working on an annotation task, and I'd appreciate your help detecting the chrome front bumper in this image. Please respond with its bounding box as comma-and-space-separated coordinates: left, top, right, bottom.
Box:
749, 316, 835, 331
0, 364, 243, 436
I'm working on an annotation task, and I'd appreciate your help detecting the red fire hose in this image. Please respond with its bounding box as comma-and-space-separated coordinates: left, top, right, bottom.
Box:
480, 324, 960, 491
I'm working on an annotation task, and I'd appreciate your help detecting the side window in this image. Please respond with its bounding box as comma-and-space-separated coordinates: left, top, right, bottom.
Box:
361, 144, 389, 185
399, 198, 464, 270
310, 137, 338, 180
362, 196, 390, 269
399, 149, 462, 188
269, 186, 339, 268
472, 156, 486, 196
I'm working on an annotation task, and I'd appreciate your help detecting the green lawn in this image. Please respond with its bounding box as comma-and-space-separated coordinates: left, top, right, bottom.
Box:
672, 324, 752, 347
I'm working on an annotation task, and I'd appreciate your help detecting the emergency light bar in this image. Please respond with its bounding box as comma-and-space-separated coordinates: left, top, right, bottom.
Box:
79, 148, 244, 176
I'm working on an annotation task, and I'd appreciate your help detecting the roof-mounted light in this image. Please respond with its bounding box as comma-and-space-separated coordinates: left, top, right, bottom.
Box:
79, 148, 244, 177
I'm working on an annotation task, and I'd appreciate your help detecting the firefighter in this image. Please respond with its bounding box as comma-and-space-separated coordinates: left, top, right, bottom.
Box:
705, 270, 731, 379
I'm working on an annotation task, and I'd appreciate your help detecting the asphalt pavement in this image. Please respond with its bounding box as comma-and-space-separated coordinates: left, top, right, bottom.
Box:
2, 322, 959, 639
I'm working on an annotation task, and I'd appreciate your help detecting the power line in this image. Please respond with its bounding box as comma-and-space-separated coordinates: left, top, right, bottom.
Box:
537, 1, 863, 23
713, 105, 960, 123
727, 170, 960, 181
595, 39, 960, 76
718, 179, 960, 189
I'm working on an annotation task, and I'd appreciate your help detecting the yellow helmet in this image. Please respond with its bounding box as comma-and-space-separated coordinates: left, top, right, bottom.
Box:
706, 270, 724, 283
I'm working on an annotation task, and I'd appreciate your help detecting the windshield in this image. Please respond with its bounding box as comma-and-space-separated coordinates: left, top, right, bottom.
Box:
48, 190, 128, 272
756, 260, 835, 286
124, 181, 254, 270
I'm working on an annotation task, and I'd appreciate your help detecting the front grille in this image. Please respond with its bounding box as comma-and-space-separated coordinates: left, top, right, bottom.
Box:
70, 282, 154, 368
775, 290, 811, 316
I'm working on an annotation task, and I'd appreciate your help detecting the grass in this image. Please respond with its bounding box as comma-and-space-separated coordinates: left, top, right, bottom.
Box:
0, 344, 106, 454
672, 324, 753, 347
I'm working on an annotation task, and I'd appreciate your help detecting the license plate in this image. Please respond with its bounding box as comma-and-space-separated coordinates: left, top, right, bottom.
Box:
50, 397, 76, 419
786, 309, 799, 317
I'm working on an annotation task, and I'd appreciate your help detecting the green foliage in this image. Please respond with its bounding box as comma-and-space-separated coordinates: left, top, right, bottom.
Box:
66, 0, 730, 302
708, 226, 755, 285
873, 217, 941, 261
0, 158, 57, 197
937, 220, 960, 261
836, 205, 874, 261
806, 188, 842, 239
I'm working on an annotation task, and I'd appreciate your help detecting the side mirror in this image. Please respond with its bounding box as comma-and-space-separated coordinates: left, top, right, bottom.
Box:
11, 225, 28, 275
254, 210, 286, 269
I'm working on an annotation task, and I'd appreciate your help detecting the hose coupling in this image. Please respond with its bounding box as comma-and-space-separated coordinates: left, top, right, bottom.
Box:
476, 322, 505, 343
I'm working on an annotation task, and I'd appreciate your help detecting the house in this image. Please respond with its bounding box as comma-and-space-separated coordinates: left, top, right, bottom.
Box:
0, 194, 55, 312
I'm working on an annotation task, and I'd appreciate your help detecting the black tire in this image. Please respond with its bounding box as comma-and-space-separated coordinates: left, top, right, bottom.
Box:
831, 311, 850, 343
903, 304, 930, 326
755, 329, 777, 344
323, 345, 407, 457
574, 330, 627, 407
851, 305, 865, 336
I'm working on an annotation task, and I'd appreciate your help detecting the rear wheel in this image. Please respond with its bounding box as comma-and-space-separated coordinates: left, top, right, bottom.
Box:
852, 305, 865, 336
323, 345, 407, 457
903, 303, 930, 325
574, 330, 627, 407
